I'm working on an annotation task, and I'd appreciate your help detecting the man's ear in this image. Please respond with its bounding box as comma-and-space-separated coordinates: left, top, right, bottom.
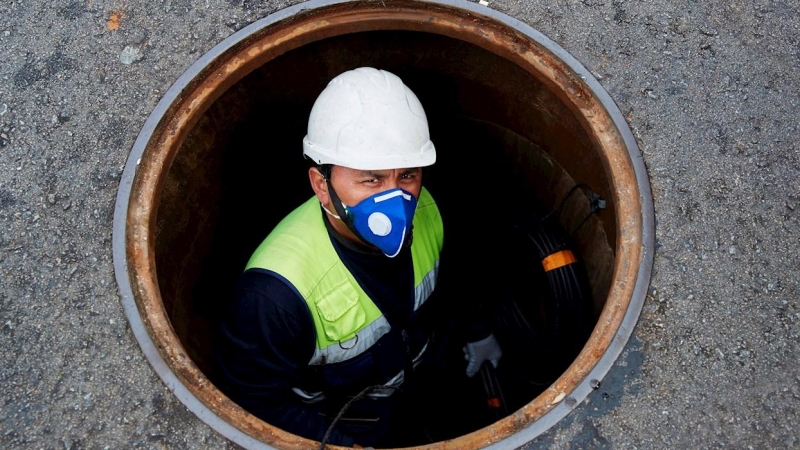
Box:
308, 166, 329, 205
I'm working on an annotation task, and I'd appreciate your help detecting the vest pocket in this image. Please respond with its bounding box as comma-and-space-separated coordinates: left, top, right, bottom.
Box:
315, 279, 366, 342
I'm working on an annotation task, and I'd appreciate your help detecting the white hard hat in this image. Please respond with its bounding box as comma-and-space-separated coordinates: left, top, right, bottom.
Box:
303, 67, 436, 170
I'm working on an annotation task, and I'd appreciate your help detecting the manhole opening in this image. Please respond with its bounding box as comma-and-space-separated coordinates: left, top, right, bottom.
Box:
116, 2, 652, 449
158, 29, 613, 444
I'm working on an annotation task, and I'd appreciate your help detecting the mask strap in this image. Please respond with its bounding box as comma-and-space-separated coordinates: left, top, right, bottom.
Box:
320, 203, 340, 219
325, 175, 370, 245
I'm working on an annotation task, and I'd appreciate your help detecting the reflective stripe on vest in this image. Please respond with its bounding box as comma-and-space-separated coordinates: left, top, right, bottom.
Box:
312, 314, 391, 365
245, 187, 443, 368
415, 264, 438, 311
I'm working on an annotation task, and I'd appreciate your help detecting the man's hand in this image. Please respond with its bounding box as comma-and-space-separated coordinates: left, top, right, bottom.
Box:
463, 333, 502, 378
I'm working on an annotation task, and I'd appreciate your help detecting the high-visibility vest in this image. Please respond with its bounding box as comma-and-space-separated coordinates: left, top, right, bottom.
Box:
245, 187, 443, 397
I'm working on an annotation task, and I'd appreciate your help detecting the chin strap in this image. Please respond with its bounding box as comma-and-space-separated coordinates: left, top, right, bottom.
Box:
325, 175, 371, 245
320, 203, 340, 219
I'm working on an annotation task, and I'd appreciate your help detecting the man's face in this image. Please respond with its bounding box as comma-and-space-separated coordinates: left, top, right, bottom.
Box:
309, 165, 424, 246
330, 166, 423, 207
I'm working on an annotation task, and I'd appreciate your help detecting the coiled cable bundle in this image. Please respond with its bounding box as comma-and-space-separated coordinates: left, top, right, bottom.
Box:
490, 183, 603, 392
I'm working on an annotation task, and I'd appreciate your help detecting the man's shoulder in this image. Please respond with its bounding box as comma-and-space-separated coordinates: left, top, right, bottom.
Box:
234, 268, 309, 314
245, 197, 330, 272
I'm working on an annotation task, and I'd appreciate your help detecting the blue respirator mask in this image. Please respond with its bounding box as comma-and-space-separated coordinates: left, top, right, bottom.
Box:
325, 187, 418, 258
345, 188, 418, 257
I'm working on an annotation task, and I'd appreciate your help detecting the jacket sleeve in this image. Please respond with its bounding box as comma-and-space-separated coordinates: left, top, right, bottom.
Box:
213, 269, 355, 447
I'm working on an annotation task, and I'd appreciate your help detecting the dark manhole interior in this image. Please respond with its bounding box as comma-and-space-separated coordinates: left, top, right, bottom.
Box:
154, 30, 615, 445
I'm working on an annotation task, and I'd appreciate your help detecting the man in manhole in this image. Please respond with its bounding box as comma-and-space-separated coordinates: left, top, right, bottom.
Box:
214, 67, 503, 448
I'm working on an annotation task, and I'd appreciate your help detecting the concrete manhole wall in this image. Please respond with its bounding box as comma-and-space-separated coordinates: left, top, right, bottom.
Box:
112, 0, 655, 449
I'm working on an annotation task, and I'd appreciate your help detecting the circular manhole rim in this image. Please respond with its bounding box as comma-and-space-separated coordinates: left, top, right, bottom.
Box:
112, 0, 655, 449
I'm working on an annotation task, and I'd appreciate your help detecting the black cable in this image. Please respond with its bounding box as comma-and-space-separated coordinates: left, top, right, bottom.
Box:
318, 384, 397, 450
542, 183, 607, 235
492, 183, 602, 388
569, 211, 596, 236
540, 183, 589, 223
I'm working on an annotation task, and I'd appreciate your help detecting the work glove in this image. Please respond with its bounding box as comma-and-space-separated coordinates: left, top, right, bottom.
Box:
463, 333, 502, 378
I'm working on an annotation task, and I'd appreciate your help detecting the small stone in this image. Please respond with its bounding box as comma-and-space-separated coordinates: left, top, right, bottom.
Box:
729, 246, 738, 255
47, 194, 56, 204
129, 29, 148, 45
119, 46, 143, 65
700, 27, 718, 36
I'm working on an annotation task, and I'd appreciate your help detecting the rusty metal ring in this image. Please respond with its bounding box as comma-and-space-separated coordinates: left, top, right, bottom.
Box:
113, 0, 654, 449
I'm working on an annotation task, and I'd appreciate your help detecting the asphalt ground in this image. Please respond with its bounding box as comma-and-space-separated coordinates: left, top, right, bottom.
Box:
0, 0, 798, 449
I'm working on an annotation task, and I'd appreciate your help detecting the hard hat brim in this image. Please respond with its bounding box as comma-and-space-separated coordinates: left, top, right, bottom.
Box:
303, 138, 436, 170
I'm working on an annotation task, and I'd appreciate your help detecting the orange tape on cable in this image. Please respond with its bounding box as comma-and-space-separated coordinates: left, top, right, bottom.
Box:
542, 250, 577, 272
